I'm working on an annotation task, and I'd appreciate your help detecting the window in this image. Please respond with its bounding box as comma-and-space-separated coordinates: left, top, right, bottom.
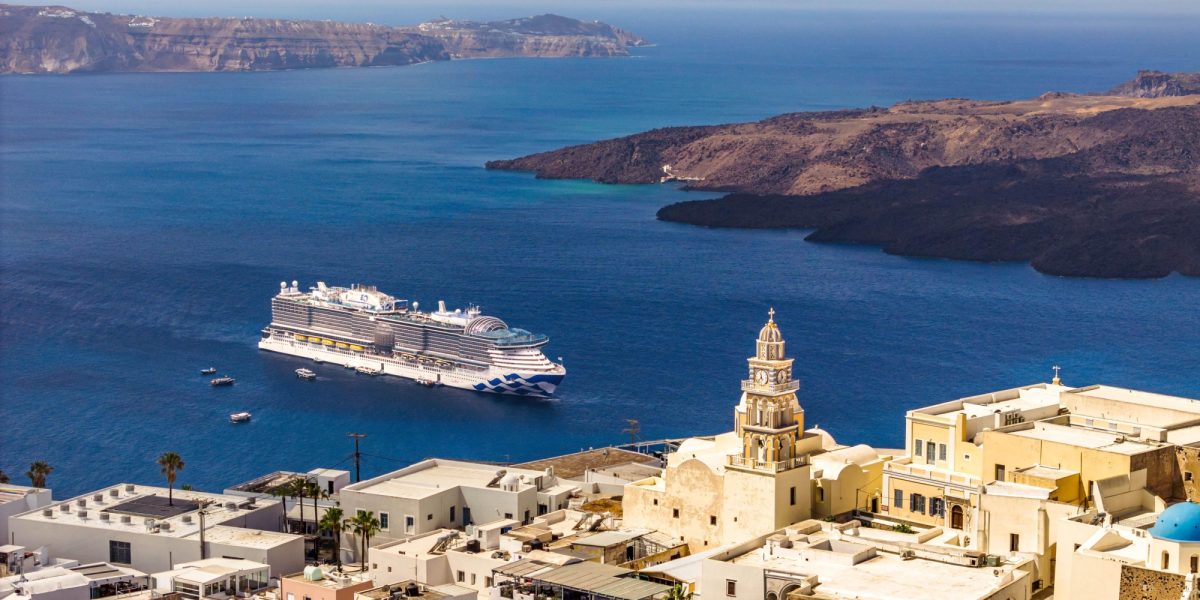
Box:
405, 515, 414, 533
379, 512, 389, 530
524, 510, 530, 523
1163, 551, 1170, 569
930, 497, 944, 517
450, 506, 456, 522
327, 481, 334, 494
1187, 473, 1194, 482
726, 580, 737, 596
457, 571, 465, 583
485, 577, 492, 588
938, 444, 947, 461
894, 489, 903, 508
915, 439, 923, 456
710, 515, 717, 525
504, 512, 513, 519
1009, 534, 1019, 552
471, 574, 476, 585
817, 487, 825, 502
673, 508, 680, 519
109, 540, 131, 564
790, 487, 796, 506
1191, 555, 1198, 574
995, 464, 1006, 482
653, 499, 658, 506
926, 441, 936, 460
910, 494, 925, 513
427, 514, 433, 521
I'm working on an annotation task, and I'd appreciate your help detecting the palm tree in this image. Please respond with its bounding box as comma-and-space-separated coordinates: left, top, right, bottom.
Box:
293, 479, 307, 534
319, 507, 345, 571
157, 452, 185, 506
346, 511, 381, 570
25, 461, 52, 488
0, 470, 10, 484
665, 584, 693, 600
269, 485, 290, 532
307, 482, 326, 540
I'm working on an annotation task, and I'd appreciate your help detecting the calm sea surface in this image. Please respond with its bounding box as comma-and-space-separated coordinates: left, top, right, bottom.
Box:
2, 11, 1198, 497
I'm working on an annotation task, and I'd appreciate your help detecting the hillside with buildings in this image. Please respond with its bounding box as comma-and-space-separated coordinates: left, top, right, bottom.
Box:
4, 313, 1200, 599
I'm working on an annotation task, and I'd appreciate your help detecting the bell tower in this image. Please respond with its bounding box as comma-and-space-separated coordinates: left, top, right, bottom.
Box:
733, 308, 804, 469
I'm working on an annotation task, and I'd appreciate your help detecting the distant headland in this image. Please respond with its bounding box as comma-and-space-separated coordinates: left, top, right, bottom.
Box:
0, 4, 647, 74
488, 71, 1200, 279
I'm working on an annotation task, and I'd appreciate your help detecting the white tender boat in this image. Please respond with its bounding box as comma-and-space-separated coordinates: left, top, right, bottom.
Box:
229, 412, 252, 423
355, 366, 382, 376
295, 368, 316, 380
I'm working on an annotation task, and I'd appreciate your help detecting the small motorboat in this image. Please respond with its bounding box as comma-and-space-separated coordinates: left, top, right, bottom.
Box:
201, 367, 217, 375
415, 378, 441, 387
210, 376, 236, 387
343, 363, 356, 369
312, 357, 323, 364
295, 368, 316, 380
229, 411, 252, 423
355, 366, 381, 376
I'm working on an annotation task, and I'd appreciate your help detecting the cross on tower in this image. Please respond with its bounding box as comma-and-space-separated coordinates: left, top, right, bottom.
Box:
1052, 365, 1062, 385
768, 307, 775, 322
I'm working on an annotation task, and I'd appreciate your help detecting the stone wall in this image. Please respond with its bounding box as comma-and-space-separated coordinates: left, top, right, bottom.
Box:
1175, 446, 1200, 502
1117, 565, 1186, 600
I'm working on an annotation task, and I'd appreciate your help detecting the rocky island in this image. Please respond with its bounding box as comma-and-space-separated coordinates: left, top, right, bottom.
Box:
489, 71, 1200, 279
0, 5, 646, 74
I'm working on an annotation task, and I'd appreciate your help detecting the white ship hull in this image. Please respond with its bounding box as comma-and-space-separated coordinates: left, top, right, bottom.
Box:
258, 335, 563, 397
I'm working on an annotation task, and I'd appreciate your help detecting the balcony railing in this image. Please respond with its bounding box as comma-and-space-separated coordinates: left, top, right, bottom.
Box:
885, 459, 981, 487
741, 379, 800, 394
728, 454, 808, 472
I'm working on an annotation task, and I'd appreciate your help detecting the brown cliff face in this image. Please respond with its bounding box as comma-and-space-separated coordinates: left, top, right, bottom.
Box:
408, 14, 647, 59
1108, 70, 1200, 98
0, 5, 644, 73
489, 73, 1200, 278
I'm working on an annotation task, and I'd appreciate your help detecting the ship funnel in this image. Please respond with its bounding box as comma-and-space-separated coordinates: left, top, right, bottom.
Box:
438, 300, 447, 313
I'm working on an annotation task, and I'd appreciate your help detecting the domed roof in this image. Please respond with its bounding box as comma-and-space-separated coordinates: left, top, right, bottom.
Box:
1149, 502, 1200, 542
758, 308, 783, 343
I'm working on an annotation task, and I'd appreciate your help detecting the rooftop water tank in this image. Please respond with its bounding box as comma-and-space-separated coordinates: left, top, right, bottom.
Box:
303, 566, 324, 581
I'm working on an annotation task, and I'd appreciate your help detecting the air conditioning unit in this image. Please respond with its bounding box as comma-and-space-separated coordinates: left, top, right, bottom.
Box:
78, 510, 88, 519
121, 516, 132, 524
42, 509, 53, 518
110, 489, 120, 498
159, 522, 172, 531
77, 499, 87, 507
125, 485, 136, 493
93, 494, 104, 503
59, 504, 70, 512
182, 515, 193, 524
100, 513, 111, 522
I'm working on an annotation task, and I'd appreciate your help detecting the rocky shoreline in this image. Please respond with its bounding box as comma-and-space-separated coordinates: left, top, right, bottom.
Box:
0, 5, 646, 74
488, 71, 1200, 279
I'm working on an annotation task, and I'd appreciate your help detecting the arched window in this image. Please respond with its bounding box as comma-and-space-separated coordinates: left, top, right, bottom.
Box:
1163, 551, 1170, 570
1191, 555, 1198, 573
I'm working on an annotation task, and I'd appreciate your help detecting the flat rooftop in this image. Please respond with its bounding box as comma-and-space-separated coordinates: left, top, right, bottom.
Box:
193, 525, 298, 549
283, 567, 371, 589
0, 484, 44, 504
1008, 422, 1155, 455
1073, 385, 1200, 410
728, 537, 1026, 600
13, 484, 281, 540
914, 383, 1065, 419
513, 448, 660, 480
344, 460, 549, 500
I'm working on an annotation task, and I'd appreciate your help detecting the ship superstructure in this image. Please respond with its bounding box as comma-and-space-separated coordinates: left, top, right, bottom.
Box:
258, 281, 565, 396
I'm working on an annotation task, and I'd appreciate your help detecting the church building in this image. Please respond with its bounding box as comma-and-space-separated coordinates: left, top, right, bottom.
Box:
623, 310, 881, 550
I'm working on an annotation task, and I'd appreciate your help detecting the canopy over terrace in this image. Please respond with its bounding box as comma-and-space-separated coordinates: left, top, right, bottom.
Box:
494, 559, 670, 600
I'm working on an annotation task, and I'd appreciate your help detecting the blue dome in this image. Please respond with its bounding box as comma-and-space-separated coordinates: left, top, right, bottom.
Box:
1149, 502, 1200, 542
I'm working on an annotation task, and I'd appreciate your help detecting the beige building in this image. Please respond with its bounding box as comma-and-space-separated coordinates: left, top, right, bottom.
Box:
695, 519, 1034, 600
279, 567, 374, 600
624, 311, 883, 551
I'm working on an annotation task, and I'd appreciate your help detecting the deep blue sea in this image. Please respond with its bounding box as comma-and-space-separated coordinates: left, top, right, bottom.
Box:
2, 10, 1198, 497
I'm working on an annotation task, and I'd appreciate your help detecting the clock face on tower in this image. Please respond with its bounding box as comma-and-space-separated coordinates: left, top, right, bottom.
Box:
755, 370, 768, 384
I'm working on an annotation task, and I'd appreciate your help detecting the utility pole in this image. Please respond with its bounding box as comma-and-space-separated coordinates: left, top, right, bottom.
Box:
623, 419, 640, 447
348, 433, 367, 482
198, 507, 207, 559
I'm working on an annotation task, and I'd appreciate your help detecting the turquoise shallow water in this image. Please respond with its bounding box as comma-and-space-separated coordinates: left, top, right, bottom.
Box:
2, 10, 1198, 496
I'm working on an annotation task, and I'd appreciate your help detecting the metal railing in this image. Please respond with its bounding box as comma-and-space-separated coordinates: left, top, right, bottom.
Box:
728, 454, 808, 472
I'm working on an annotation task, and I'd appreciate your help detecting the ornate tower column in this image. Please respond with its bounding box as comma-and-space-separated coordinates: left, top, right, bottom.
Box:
731, 308, 804, 471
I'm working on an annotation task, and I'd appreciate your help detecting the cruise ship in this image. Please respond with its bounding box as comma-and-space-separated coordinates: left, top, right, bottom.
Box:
258, 281, 565, 396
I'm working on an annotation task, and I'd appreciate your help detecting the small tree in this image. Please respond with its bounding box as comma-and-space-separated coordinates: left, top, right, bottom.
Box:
319, 507, 345, 571
157, 452, 185, 506
346, 511, 381, 570
0, 470, 10, 484
26, 461, 52, 488
665, 584, 693, 600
